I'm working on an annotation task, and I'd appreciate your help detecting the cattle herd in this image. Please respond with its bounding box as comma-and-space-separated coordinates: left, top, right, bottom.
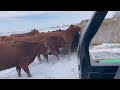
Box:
0, 25, 81, 77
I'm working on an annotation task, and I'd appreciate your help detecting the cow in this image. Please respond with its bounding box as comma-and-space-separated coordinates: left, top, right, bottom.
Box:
0, 36, 16, 42
1, 25, 81, 63
0, 29, 39, 42
36, 25, 81, 53
51, 29, 63, 32
0, 41, 48, 77
10, 29, 39, 37
9, 35, 68, 62
0, 36, 8, 42
36, 36, 68, 62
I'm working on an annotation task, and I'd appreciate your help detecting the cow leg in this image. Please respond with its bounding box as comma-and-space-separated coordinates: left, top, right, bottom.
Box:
21, 65, 32, 77
37, 54, 42, 62
16, 66, 21, 77
42, 54, 46, 59
67, 45, 72, 54
56, 54, 59, 60
54, 51, 59, 60
64, 46, 69, 55
44, 54, 48, 63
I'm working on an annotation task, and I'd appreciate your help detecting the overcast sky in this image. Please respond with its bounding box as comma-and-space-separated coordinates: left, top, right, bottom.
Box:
0, 11, 115, 32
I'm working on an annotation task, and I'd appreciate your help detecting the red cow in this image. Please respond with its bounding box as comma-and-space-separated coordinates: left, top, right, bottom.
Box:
0, 41, 48, 77
36, 25, 81, 53
9, 35, 68, 62
10, 29, 39, 37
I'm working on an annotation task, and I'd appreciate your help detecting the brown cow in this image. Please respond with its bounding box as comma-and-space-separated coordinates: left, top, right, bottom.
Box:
0, 41, 48, 77
36, 36, 68, 62
0, 36, 16, 42
36, 25, 81, 53
51, 29, 63, 32
11, 25, 81, 62
9, 35, 68, 62
1, 25, 81, 63
0, 29, 39, 42
0, 36, 8, 42
10, 29, 39, 37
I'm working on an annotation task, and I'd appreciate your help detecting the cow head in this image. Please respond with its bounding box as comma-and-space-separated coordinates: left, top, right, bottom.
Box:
37, 39, 51, 54
69, 25, 81, 35
32, 29, 39, 35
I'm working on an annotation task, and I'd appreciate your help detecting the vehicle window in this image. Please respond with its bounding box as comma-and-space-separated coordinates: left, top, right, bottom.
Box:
87, 11, 120, 66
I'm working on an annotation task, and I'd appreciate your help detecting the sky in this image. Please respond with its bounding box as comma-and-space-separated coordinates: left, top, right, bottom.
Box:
0, 11, 115, 33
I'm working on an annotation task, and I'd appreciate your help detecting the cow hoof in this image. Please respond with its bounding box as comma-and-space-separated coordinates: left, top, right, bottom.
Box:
39, 61, 43, 64
18, 74, 21, 77
28, 75, 32, 77
46, 62, 50, 64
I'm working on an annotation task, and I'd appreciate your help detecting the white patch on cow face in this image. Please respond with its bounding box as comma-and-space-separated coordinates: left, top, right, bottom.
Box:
46, 48, 51, 54
45, 43, 47, 47
59, 48, 64, 51
59, 48, 64, 54
42, 40, 48, 48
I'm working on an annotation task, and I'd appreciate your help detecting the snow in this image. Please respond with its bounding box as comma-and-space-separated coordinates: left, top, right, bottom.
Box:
0, 53, 79, 79
90, 43, 120, 53
89, 43, 120, 63
91, 43, 120, 49
90, 48, 120, 53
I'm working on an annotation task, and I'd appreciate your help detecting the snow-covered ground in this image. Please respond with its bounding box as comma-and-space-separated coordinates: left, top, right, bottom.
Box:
91, 43, 120, 49
90, 43, 120, 64
90, 43, 120, 56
